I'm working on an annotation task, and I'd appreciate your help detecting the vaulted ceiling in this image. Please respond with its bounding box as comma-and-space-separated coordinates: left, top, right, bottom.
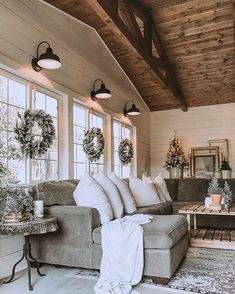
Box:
44, 0, 234, 111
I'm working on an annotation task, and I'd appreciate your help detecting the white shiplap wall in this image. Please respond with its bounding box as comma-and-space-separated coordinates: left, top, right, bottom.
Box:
151, 103, 235, 178
0, 0, 150, 278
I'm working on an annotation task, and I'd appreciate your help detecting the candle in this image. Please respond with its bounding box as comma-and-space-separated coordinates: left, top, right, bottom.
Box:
34, 200, 44, 218
205, 197, 211, 208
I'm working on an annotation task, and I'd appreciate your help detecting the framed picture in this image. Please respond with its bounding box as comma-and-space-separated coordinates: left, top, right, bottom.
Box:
191, 147, 219, 178
208, 139, 229, 167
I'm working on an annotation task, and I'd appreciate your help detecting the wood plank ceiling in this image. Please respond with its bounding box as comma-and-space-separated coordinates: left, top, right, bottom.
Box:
44, 0, 234, 111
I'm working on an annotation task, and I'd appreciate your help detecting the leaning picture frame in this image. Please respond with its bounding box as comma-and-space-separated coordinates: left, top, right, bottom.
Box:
191, 147, 219, 178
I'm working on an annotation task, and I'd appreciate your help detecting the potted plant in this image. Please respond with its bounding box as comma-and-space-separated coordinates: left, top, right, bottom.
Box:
223, 181, 232, 209
0, 186, 34, 223
164, 135, 188, 179
220, 158, 232, 179
207, 177, 223, 205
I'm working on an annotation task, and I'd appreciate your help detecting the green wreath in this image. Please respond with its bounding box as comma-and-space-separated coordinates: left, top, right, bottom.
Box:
83, 127, 105, 162
14, 109, 56, 159
118, 139, 134, 165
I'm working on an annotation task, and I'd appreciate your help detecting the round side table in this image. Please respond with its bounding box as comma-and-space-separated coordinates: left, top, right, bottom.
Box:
0, 216, 58, 291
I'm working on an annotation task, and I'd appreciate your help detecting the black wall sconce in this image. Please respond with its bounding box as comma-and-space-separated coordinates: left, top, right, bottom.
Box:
124, 100, 140, 117
32, 41, 61, 72
90, 79, 111, 101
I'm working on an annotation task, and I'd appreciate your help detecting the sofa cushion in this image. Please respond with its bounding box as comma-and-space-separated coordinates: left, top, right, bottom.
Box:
73, 173, 113, 224
127, 202, 172, 216
34, 180, 79, 206
92, 215, 187, 250
177, 178, 209, 202
129, 176, 161, 207
93, 171, 124, 219
165, 179, 179, 201
110, 173, 137, 214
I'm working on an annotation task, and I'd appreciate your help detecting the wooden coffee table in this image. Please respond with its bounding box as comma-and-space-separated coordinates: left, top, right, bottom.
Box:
179, 202, 235, 250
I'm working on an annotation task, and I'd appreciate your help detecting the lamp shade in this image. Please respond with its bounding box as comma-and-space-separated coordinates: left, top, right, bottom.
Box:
95, 83, 111, 99
37, 47, 61, 69
91, 79, 112, 100
127, 103, 140, 116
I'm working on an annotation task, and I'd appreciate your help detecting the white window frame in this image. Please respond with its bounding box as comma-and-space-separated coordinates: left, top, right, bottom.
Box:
0, 68, 62, 185
72, 100, 107, 178
112, 118, 135, 179
29, 85, 61, 184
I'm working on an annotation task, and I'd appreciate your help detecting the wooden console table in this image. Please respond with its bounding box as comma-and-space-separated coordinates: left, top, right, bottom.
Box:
179, 203, 235, 250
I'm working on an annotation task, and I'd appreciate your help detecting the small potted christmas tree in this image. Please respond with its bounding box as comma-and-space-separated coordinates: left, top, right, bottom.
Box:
208, 177, 223, 206
164, 132, 188, 179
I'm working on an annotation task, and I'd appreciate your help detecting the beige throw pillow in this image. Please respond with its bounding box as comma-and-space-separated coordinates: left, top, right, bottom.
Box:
109, 172, 137, 214
93, 171, 124, 219
130, 176, 161, 207
154, 174, 172, 202
73, 173, 113, 224
142, 174, 167, 203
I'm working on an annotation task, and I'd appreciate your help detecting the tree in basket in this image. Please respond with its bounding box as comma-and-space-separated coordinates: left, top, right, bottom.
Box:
207, 177, 223, 206
164, 134, 188, 179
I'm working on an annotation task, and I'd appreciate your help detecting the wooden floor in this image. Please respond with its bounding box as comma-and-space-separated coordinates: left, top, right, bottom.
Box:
191, 228, 235, 250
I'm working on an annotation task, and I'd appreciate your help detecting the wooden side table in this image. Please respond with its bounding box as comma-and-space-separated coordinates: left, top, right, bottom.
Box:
0, 216, 58, 291
179, 202, 235, 250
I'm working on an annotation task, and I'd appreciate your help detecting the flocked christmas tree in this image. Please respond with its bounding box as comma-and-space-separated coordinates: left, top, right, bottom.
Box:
164, 131, 188, 171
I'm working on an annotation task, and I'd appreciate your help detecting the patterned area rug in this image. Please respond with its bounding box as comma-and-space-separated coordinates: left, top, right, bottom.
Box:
65, 247, 235, 294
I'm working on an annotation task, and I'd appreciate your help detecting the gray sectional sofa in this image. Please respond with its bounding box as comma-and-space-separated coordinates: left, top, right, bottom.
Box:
31, 177, 235, 284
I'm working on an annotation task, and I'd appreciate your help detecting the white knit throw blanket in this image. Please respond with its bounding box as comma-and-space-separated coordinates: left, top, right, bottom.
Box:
94, 214, 154, 294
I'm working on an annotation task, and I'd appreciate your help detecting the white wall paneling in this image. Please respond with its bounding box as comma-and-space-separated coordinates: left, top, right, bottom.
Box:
151, 103, 235, 178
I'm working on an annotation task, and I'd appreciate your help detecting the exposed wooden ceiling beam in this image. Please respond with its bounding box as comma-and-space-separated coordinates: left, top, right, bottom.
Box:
85, 0, 187, 111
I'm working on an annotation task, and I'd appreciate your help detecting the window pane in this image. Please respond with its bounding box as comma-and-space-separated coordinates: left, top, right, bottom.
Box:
46, 96, 57, 117
46, 160, 58, 180
31, 160, 46, 181
114, 165, 121, 178
8, 159, 26, 184
0, 130, 7, 157
114, 137, 120, 151
52, 118, 58, 138
123, 166, 130, 179
113, 121, 120, 136
74, 144, 86, 163
74, 125, 85, 144
35, 91, 45, 110
8, 79, 26, 108
73, 105, 86, 127
8, 132, 22, 159
124, 128, 131, 139
74, 163, 86, 179
8, 106, 24, 130
0, 102, 7, 129
47, 140, 58, 160
0, 76, 7, 103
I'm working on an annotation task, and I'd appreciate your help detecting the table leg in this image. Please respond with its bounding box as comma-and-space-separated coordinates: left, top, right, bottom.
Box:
187, 214, 191, 245
193, 215, 197, 230
3, 235, 46, 291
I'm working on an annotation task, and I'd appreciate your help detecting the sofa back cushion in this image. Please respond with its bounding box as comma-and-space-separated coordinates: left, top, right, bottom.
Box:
178, 178, 209, 202
164, 179, 179, 201
33, 180, 79, 206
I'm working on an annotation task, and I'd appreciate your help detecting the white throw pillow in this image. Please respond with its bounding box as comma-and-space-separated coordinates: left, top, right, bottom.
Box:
130, 176, 161, 207
73, 173, 113, 224
93, 171, 124, 219
154, 174, 172, 202
109, 172, 137, 214
142, 174, 167, 203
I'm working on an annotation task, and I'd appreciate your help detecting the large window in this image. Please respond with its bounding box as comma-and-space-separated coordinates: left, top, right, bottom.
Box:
0, 74, 27, 184
113, 119, 133, 179
31, 89, 59, 182
73, 102, 105, 179
0, 71, 60, 184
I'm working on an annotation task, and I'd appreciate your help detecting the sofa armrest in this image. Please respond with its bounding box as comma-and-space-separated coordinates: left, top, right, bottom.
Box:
45, 205, 101, 230
31, 205, 101, 268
